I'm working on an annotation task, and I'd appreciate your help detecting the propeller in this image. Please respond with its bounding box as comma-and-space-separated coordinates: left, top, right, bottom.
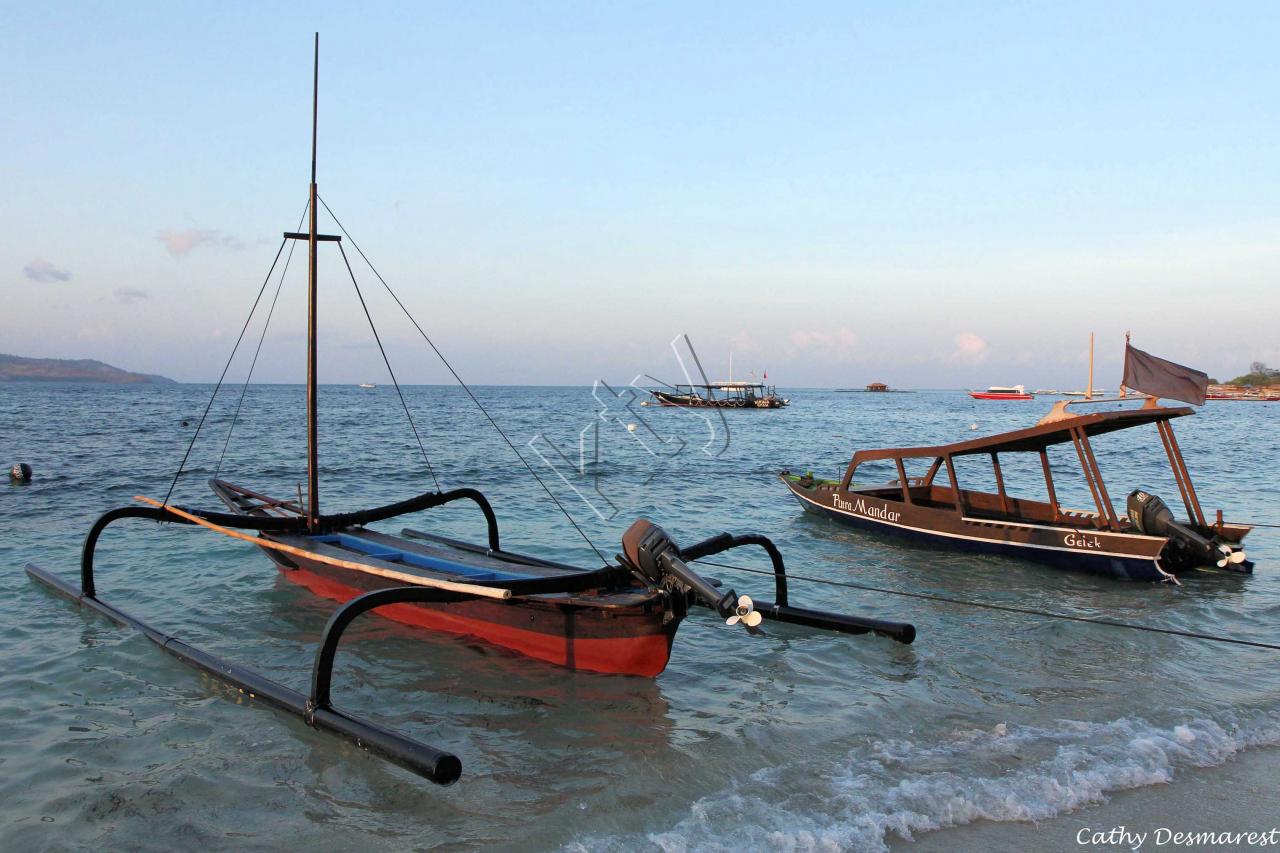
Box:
726, 595, 763, 628
1217, 546, 1248, 568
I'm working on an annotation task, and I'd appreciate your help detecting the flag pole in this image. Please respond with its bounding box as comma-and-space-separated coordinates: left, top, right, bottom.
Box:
1120, 330, 1130, 398
1087, 331, 1094, 400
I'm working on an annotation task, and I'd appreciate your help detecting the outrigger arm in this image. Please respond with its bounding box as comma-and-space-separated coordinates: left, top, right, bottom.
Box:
25, 503, 473, 784
620, 519, 916, 644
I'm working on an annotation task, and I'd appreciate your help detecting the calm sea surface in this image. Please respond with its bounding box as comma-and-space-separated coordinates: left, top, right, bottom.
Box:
1, 384, 1277, 851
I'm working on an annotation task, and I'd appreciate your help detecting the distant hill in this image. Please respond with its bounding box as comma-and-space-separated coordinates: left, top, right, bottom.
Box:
1226, 361, 1280, 387
0, 353, 177, 384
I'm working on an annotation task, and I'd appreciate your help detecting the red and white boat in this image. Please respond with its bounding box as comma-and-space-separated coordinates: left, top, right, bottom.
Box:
970, 384, 1034, 400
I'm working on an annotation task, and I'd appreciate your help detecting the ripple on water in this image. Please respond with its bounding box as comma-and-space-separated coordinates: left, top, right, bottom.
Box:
1, 385, 1278, 850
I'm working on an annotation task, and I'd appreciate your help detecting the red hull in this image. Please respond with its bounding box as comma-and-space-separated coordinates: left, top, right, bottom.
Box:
278, 561, 678, 677
969, 392, 1033, 400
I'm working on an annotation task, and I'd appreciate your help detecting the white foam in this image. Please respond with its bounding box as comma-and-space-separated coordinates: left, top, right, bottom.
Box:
569, 711, 1280, 853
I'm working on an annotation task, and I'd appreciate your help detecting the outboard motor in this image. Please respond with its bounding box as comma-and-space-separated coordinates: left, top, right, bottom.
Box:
1127, 490, 1248, 571
622, 519, 758, 625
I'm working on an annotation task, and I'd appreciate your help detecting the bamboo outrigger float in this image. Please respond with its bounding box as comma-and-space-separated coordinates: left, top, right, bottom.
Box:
782, 397, 1253, 583
26, 36, 913, 784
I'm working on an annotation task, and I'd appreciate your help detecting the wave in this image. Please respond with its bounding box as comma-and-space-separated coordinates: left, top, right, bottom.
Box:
567, 711, 1280, 853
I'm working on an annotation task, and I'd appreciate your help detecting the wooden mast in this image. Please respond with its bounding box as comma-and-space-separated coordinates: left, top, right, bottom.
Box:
306, 32, 320, 530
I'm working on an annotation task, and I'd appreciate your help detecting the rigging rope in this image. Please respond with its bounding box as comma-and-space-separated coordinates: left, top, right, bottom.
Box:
336, 241, 441, 492
317, 195, 610, 565
693, 557, 1280, 651
162, 236, 290, 507
213, 203, 309, 479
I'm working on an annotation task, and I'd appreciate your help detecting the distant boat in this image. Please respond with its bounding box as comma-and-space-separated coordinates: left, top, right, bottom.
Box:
357, 382, 376, 389
648, 381, 789, 409
969, 385, 1033, 400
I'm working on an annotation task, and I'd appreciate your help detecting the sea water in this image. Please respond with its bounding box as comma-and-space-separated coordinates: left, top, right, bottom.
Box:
1, 384, 1277, 851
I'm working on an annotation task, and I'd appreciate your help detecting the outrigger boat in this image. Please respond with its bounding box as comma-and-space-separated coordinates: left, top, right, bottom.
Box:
648, 380, 790, 408
781, 397, 1253, 583
25, 36, 912, 785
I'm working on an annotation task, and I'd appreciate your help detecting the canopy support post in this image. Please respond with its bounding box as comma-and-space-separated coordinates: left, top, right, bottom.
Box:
923, 456, 943, 488
1076, 431, 1118, 529
1039, 449, 1061, 522
894, 458, 913, 504
990, 452, 1009, 515
1070, 428, 1110, 529
1156, 420, 1206, 525
944, 455, 965, 517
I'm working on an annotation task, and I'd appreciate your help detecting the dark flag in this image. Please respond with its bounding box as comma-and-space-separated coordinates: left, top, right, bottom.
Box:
1122, 344, 1208, 405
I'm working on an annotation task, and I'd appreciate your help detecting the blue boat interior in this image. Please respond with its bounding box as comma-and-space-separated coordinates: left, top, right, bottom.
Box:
310, 533, 534, 581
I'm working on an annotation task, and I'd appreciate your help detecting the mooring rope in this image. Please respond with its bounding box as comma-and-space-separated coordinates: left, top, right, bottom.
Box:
162, 234, 292, 507
337, 241, 441, 492
213, 204, 309, 480
693, 557, 1280, 651
316, 195, 611, 565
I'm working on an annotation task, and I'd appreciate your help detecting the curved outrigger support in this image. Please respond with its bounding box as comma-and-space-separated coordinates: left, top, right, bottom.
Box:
211, 480, 502, 551
27, 506, 474, 785
680, 532, 790, 606
622, 520, 916, 645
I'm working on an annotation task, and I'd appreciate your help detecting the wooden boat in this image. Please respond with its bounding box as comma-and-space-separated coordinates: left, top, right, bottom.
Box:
25, 35, 912, 783
649, 381, 789, 408
781, 398, 1252, 583
969, 384, 1033, 400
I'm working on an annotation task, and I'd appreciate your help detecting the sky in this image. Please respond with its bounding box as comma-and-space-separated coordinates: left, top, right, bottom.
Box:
2, 2, 1278, 387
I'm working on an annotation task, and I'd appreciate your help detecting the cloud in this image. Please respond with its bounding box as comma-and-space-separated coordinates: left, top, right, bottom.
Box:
23, 259, 72, 282
786, 327, 859, 362
115, 287, 149, 304
953, 332, 990, 363
156, 228, 243, 256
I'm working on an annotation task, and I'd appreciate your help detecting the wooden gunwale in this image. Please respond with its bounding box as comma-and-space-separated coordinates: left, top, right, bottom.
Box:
136, 495, 511, 600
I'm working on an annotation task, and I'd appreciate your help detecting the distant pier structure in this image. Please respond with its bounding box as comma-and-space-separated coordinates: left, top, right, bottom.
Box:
835, 381, 907, 393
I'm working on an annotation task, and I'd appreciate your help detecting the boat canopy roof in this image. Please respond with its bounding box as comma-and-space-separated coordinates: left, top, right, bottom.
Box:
673, 382, 769, 390
852, 405, 1193, 461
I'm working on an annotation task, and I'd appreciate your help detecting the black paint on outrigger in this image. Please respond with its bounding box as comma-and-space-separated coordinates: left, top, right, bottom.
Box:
27, 493, 915, 785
